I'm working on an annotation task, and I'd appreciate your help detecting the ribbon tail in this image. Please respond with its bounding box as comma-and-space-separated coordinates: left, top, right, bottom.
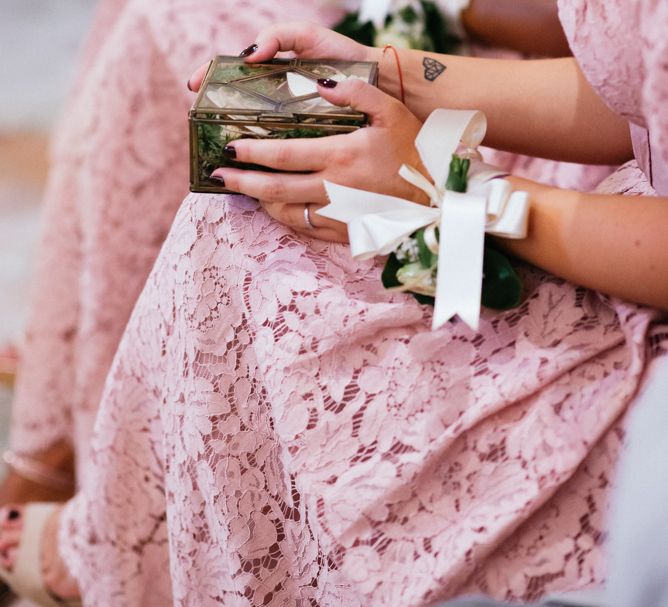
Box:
432, 191, 487, 331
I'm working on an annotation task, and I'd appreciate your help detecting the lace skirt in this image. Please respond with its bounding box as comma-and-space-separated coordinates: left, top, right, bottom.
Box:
59, 159, 666, 605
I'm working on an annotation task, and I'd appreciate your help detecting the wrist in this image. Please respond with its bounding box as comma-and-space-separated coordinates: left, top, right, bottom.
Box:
374, 45, 405, 102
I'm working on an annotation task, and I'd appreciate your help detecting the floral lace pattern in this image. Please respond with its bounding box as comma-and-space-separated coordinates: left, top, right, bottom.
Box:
11, 0, 610, 463
61, 182, 666, 605
9, 0, 345, 464
8, 0, 668, 604
558, 0, 668, 195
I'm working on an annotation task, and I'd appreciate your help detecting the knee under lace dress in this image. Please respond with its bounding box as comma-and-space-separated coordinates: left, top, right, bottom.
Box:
49, 0, 668, 605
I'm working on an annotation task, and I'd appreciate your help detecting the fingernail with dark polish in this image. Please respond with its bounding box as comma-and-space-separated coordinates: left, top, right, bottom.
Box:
209, 174, 225, 186
186, 79, 193, 92
317, 78, 337, 89
223, 145, 237, 159
239, 44, 258, 58
7, 509, 20, 521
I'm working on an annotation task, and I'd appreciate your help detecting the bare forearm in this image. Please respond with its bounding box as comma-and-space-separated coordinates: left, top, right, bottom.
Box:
499, 177, 668, 310
461, 0, 571, 57
372, 49, 633, 165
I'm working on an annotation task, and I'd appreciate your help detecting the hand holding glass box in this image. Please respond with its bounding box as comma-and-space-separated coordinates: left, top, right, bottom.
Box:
189, 56, 378, 193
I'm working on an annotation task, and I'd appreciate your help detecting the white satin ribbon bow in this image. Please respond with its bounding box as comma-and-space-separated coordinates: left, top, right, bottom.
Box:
317, 109, 530, 331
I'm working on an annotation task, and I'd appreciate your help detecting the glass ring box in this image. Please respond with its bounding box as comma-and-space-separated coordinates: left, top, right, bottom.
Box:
189, 55, 379, 193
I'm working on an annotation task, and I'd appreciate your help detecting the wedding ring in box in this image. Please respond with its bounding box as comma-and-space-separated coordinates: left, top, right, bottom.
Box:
189, 55, 378, 193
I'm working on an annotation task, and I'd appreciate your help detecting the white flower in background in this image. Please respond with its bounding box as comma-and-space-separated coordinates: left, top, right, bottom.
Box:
357, 0, 470, 45
432, 0, 470, 37
375, 17, 420, 49
359, 0, 431, 50
359, 0, 393, 28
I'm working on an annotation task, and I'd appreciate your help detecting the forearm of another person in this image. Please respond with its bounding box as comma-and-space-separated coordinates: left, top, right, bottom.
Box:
499, 177, 668, 311
461, 0, 571, 57
373, 50, 633, 166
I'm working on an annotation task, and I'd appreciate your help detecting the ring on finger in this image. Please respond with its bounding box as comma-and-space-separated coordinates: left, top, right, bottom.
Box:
303, 203, 315, 230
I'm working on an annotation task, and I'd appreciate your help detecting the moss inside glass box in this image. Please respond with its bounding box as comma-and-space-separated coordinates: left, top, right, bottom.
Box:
189, 56, 378, 193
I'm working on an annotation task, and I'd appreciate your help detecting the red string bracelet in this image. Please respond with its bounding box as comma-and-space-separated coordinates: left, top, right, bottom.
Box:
381, 44, 406, 105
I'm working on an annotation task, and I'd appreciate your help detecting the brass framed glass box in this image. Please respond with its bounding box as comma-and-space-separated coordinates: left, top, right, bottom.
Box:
189, 55, 378, 193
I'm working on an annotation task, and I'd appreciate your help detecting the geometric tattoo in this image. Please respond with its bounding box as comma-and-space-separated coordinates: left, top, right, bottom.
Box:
423, 56, 446, 81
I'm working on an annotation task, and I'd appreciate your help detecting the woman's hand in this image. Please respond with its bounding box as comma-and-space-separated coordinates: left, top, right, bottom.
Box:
184, 22, 424, 243
187, 22, 379, 92
202, 80, 424, 243
246, 21, 376, 64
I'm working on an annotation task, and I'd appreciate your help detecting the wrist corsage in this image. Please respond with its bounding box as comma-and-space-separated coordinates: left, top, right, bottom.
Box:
318, 110, 530, 331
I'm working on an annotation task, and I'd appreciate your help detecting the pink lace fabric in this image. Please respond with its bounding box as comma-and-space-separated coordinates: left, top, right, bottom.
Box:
51, 0, 668, 604
9, 0, 345, 464
9, 0, 611, 469
558, 0, 668, 196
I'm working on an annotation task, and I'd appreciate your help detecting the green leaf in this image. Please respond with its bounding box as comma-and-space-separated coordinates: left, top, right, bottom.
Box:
270, 128, 329, 140
398, 5, 419, 24
381, 253, 403, 289
382, 253, 435, 305
333, 12, 377, 47
334, 3, 461, 55
412, 292, 435, 305
420, 0, 462, 54
481, 246, 523, 310
415, 229, 436, 269
445, 155, 469, 192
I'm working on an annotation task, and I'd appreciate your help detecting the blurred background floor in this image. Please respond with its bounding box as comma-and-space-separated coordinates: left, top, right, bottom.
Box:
1, 2, 96, 603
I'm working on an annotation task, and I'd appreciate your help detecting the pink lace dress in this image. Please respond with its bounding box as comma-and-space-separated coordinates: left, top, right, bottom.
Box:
51, 0, 667, 605
10, 0, 606, 469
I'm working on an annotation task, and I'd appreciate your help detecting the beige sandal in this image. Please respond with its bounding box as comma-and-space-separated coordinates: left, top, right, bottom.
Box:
0, 503, 81, 606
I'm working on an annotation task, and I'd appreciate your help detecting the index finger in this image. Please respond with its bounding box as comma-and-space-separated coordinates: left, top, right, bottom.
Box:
227, 134, 350, 172
245, 21, 322, 63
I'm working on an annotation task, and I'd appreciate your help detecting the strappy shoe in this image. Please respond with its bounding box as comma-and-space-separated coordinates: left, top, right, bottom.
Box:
0, 503, 81, 606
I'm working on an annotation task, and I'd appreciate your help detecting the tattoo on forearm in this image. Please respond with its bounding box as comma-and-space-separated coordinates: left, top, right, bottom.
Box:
423, 57, 446, 81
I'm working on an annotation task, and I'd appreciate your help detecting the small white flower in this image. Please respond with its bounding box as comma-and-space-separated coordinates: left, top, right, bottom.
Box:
373, 1, 430, 50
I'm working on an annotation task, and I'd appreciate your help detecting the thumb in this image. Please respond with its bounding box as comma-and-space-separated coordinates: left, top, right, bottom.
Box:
316, 78, 404, 126
186, 61, 211, 92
